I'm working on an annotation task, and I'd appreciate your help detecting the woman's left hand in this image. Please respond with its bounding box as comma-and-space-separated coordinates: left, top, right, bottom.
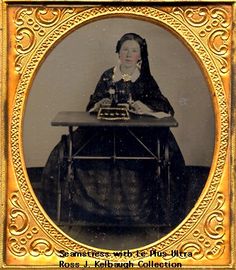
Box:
130, 100, 152, 114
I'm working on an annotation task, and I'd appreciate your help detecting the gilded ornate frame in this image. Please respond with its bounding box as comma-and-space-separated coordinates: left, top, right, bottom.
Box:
0, 1, 235, 269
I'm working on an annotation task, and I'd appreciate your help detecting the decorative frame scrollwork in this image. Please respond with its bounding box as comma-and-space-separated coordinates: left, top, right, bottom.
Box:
0, 2, 235, 269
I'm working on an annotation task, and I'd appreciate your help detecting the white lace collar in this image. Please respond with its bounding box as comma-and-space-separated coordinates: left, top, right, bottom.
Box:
112, 65, 140, 82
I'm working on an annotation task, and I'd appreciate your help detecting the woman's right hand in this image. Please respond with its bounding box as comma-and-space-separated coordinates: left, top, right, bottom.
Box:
93, 98, 112, 112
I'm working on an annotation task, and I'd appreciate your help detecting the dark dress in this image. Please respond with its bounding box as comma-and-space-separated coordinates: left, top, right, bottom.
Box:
41, 68, 186, 225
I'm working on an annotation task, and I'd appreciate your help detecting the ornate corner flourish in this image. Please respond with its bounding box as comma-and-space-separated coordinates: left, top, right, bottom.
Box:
8, 191, 56, 257
172, 7, 230, 75
14, 7, 76, 73
173, 192, 225, 261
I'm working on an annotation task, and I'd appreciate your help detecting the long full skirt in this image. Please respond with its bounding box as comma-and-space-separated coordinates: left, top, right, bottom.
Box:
41, 126, 186, 225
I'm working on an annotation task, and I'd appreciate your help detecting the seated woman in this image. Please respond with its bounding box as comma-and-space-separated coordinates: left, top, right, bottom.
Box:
41, 33, 186, 225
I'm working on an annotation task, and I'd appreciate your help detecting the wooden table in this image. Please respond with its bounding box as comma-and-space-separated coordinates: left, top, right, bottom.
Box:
51, 111, 178, 223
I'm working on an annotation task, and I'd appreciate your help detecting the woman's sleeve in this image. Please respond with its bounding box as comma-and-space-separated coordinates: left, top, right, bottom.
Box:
86, 72, 110, 112
142, 76, 175, 116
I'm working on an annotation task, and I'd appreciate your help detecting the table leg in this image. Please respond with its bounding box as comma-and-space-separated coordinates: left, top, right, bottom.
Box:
155, 128, 171, 226
57, 161, 62, 223
113, 127, 116, 164
67, 126, 74, 223
164, 130, 171, 225
156, 137, 161, 178
56, 135, 67, 223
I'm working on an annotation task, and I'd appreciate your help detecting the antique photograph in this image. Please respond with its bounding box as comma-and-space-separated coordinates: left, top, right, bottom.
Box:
2, 3, 233, 269
23, 18, 215, 249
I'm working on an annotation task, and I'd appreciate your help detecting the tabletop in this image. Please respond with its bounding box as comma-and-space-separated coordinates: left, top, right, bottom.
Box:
51, 111, 178, 128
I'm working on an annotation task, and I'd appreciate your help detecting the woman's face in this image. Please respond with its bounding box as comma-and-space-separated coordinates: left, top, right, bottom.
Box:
119, 40, 141, 69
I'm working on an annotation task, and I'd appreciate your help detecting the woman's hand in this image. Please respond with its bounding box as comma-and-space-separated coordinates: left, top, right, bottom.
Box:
130, 100, 152, 114
91, 98, 112, 112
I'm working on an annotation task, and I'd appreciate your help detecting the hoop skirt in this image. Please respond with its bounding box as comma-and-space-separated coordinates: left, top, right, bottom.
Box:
41, 68, 186, 225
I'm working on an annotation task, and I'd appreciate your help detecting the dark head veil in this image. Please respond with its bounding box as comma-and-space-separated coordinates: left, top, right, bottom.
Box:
116, 33, 151, 80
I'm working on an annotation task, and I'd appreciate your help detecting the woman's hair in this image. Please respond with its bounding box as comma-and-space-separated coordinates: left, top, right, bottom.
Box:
116, 33, 151, 79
